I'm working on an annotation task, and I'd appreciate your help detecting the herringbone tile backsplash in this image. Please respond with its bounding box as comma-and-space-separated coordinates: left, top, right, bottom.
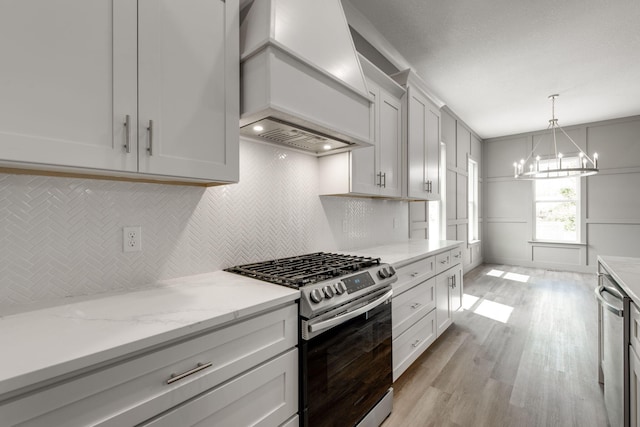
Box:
0, 140, 408, 310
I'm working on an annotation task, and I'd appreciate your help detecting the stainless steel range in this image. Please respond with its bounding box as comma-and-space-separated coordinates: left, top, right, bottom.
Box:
226, 252, 397, 427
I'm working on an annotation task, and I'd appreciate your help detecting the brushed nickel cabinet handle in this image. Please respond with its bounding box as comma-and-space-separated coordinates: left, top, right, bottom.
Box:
382, 172, 387, 188
377, 172, 383, 187
440, 260, 447, 264
410, 302, 422, 309
123, 114, 131, 153
147, 120, 154, 156
412, 339, 421, 348
411, 272, 420, 277
167, 362, 212, 385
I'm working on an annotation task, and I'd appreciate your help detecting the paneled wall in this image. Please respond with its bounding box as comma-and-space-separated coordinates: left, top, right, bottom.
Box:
483, 116, 640, 272
441, 108, 483, 273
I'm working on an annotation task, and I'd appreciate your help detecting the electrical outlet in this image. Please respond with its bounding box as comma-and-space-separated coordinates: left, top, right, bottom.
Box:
123, 226, 142, 252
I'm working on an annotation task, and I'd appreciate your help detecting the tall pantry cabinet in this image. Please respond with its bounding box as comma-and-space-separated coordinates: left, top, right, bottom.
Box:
0, 0, 238, 184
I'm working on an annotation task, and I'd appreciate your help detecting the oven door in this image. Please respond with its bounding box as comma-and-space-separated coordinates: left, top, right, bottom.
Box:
300, 291, 392, 427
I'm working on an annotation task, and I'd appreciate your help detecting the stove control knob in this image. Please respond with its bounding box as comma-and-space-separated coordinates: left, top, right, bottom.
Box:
378, 268, 389, 279
310, 288, 323, 304
388, 266, 396, 277
334, 282, 347, 295
323, 285, 335, 299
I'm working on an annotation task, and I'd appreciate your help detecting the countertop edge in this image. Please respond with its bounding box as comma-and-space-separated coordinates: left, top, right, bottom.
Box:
0, 277, 299, 397
351, 240, 464, 268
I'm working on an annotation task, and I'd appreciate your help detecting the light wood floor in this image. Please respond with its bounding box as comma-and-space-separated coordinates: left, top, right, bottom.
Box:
383, 263, 609, 427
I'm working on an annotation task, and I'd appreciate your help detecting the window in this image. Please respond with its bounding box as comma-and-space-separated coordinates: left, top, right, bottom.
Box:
428, 143, 447, 240
534, 158, 580, 242
468, 159, 479, 242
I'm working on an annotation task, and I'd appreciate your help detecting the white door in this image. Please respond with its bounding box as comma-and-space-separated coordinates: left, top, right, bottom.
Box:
450, 265, 463, 313
435, 272, 453, 336
0, 0, 137, 171
407, 90, 428, 199
631, 346, 640, 427
425, 106, 441, 199
378, 90, 402, 197
137, 0, 238, 181
351, 85, 379, 195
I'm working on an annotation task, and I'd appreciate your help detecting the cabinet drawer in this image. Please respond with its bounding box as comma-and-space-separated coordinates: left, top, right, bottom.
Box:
450, 247, 463, 266
0, 304, 298, 427
435, 251, 451, 274
392, 277, 435, 338
392, 310, 436, 381
140, 349, 298, 427
394, 256, 435, 295
631, 302, 640, 353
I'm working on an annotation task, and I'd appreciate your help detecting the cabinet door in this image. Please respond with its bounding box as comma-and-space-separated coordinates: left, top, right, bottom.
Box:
425, 105, 441, 199
632, 345, 640, 427
0, 0, 137, 172
407, 88, 440, 200
378, 89, 402, 197
407, 89, 428, 199
435, 272, 453, 336
351, 85, 379, 195
138, 0, 238, 181
450, 265, 463, 313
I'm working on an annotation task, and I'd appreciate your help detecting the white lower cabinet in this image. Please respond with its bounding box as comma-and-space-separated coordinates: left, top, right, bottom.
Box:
0, 304, 298, 427
392, 246, 463, 381
139, 349, 298, 427
631, 344, 640, 427
436, 258, 463, 337
393, 309, 436, 381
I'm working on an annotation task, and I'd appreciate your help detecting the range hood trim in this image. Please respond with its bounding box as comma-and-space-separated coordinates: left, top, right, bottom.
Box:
241, 39, 371, 103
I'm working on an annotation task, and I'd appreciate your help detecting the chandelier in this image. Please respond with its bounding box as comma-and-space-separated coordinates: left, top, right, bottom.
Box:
513, 94, 599, 179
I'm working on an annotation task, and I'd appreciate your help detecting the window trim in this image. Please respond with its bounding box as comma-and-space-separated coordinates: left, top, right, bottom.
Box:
468, 157, 479, 243
532, 164, 581, 243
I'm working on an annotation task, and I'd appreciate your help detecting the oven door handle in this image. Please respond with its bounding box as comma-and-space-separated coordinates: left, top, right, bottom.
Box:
308, 289, 393, 334
595, 285, 624, 317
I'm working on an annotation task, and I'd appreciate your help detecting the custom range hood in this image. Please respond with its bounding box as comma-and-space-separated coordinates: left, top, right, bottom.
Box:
239, 0, 372, 155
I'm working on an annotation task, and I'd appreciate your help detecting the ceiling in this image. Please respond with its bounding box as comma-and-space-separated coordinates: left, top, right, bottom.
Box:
347, 0, 640, 139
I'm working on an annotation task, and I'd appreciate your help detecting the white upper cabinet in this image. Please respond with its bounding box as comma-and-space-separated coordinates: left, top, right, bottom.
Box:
319, 55, 403, 198
0, 1, 137, 172
0, 0, 238, 184
138, 0, 238, 181
393, 70, 441, 201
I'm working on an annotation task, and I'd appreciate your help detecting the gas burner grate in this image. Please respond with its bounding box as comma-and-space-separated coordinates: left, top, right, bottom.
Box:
224, 252, 380, 289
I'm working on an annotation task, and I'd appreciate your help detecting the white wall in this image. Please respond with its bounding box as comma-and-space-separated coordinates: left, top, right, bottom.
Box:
483, 116, 640, 272
0, 139, 409, 310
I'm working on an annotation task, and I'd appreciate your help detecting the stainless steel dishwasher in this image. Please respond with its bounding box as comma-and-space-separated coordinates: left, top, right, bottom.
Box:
596, 265, 631, 427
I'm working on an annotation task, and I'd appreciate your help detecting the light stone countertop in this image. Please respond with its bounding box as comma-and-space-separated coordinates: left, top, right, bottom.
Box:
0, 240, 463, 397
351, 240, 464, 268
598, 255, 640, 302
0, 271, 299, 396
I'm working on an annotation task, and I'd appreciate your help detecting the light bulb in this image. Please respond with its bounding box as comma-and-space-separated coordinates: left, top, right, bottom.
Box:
253, 125, 264, 132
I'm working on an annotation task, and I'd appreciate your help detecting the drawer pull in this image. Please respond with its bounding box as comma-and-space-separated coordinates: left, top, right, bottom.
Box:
440, 260, 448, 264
410, 303, 422, 309
454, 254, 461, 258
167, 362, 213, 385
412, 339, 421, 348
411, 272, 420, 277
